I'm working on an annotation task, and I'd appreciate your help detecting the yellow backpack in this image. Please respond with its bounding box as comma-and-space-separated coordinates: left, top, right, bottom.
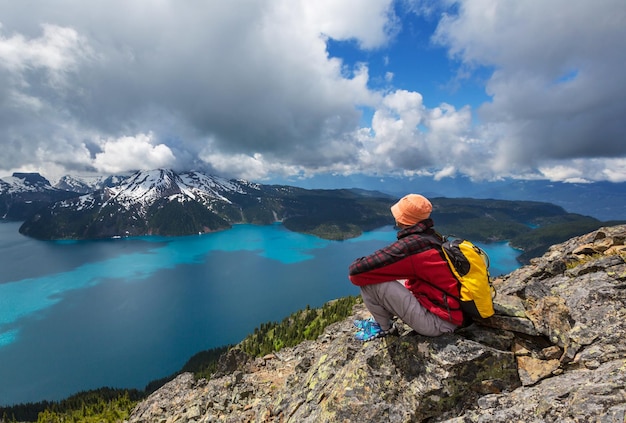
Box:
437, 237, 496, 319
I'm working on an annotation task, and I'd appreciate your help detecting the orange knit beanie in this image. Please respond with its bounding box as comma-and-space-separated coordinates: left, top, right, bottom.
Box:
390, 194, 432, 226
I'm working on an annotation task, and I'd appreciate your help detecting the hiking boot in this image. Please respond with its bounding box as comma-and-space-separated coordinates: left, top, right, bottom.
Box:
354, 321, 398, 342
353, 317, 376, 329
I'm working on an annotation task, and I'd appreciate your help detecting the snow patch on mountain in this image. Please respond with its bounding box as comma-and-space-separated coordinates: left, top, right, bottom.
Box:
60, 194, 97, 211
0, 173, 54, 194
54, 174, 130, 194
55, 169, 256, 216
108, 169, 180, 206
179, 171, 248, 199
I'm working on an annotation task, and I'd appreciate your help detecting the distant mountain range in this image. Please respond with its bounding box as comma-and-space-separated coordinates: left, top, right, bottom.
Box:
0, 173, 79, 221
2, 169, 623, 263
8, 169, 394, 241
276, 174, 626, 221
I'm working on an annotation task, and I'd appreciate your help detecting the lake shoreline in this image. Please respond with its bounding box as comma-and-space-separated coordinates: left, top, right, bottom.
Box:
0, 221, 522, 406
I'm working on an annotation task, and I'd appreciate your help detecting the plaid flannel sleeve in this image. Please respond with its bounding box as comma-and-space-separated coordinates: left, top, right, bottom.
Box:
348, 235, 432, 276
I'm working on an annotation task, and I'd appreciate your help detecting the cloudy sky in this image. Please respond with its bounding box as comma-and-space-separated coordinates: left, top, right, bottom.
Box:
1, 0, 625, 185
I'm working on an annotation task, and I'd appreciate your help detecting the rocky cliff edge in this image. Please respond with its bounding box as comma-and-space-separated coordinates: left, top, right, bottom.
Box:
127, 225, 626, 423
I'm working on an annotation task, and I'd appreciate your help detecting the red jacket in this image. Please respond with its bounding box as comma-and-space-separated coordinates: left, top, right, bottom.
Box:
349, 219, 463, 325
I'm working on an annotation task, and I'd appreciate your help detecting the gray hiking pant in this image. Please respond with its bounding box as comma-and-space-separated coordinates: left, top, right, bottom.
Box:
360, 280, 457, 336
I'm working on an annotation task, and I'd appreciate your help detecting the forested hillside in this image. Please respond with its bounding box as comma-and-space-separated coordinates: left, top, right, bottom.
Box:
0, 297, 360, 422
429, 197, 623, 263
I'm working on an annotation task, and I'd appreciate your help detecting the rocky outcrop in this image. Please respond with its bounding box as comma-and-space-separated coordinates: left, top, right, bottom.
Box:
127, 225, 626, 423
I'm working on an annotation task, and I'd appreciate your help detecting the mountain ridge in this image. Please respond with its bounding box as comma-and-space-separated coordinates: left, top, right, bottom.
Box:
3, 171, 625, 221
15, 169, 396, 241
4, 169, 623, 263
274, 174, 626, 221
0, 172, 78, 220
54, 174, 130, 194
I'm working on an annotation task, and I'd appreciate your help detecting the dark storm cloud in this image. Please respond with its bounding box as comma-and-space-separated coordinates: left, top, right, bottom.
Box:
434, 0, 626, 180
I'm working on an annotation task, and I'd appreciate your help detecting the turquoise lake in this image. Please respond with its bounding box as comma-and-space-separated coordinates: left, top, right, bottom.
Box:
0, 221, 521, 405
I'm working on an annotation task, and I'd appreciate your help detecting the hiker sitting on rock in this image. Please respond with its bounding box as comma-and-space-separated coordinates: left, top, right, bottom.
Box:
348, 194, 462, 341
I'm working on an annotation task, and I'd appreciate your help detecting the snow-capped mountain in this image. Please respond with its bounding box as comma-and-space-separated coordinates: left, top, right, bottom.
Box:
54, 174, 130, 194
11, 168, 616, 261
18, 168, 393, 240
0, 172, 54, 194
99, 169, 247, 213
1, 169, 256, 222
0, 172, 80, 220
59, 169, 260, 219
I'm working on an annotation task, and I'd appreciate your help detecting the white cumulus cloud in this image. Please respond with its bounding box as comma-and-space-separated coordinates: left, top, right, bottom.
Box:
93, 133, 176, 174
0, 0, 624, 183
